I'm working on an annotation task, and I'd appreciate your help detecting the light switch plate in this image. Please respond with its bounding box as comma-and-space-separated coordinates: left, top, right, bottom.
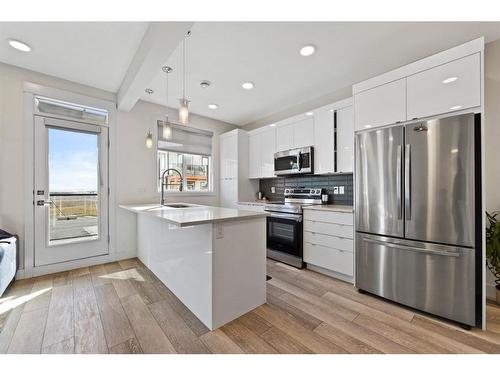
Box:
339, 186, 345, 194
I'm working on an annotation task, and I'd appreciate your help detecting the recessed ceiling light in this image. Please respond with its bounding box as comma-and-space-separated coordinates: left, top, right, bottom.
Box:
200, 80, 211, 88
269, 123, 276, 127
8, 39, 31, 52
208, 104, 218, 110
442, 77, 458, 84
305, 112, 313, 116
242, 82, 254, 90
145, 88, 154, 94
300, 45, 316, 57
450, 105, 462, 110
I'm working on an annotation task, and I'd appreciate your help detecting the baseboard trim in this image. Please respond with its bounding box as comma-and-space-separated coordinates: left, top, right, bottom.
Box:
306, 263, 354, 284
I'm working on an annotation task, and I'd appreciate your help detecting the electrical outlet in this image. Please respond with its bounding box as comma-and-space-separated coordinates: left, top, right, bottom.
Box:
339, 186, 345, 194
271, 186, 276, 193
333, 186, 339, 195
215, 224, 224, 239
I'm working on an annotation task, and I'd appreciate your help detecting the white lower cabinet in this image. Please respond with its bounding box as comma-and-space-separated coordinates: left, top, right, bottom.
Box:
303, 209, 354, 279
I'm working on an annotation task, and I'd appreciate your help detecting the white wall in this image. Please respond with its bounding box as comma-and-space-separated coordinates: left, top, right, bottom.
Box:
0, 62, 236, 270
484, 39, 500, 298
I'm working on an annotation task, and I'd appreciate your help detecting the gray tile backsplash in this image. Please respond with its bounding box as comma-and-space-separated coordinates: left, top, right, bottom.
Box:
259, 173, 353, 205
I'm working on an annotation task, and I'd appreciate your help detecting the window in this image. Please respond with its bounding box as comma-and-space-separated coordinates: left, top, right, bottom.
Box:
157, 120, 213, 193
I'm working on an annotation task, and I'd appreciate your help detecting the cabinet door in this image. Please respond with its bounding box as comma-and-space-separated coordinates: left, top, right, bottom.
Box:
260, 127, 276, 178
248, 133, 261, 178
293, 118, 314, 148
220, 178, 237, 208
354, 78, 406, 130
313, 109, 334, 174
220, 134, 237, 179
407, 53, 481, 120
336, 106, 354, 173
276, 123, 294, 151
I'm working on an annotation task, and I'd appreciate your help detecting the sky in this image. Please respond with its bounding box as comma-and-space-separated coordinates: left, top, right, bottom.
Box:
48, 128, 98, 192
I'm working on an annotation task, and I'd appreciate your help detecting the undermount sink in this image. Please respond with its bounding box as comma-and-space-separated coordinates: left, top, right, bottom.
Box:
162, 203, 197, 208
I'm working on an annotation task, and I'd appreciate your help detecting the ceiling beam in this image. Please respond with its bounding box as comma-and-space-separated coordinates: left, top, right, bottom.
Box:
117, 21, 194, 112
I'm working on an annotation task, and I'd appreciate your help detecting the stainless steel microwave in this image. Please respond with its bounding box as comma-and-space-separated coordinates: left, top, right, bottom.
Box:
274, 146, 314, 176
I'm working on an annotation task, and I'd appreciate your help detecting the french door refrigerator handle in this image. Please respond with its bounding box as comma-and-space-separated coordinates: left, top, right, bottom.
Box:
396, 145, 402, 219
405, 143, 411, 220
362, 238, 460, 258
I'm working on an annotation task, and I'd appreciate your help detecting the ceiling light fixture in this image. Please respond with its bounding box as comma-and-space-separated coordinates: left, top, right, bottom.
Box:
305, 112, 313, 116
8, 39, 31, 52
200, 80, 211, 89
242, 82, 254, 90
145, 88, 154, 148
162, 66, 173, 140
442, 77, 458, 84
178, 30, 191, 125
300, 45, 316, 57
208, 104, 218, 110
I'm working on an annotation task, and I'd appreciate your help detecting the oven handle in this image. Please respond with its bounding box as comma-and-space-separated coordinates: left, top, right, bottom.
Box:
268, 212, 303, 222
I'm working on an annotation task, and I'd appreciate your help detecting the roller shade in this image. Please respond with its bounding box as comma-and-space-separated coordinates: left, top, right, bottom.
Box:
157, 120, 213, 156
35, 96, 108, 125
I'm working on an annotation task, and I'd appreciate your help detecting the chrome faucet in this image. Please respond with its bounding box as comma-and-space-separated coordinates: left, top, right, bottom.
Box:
161, 168, 183, 205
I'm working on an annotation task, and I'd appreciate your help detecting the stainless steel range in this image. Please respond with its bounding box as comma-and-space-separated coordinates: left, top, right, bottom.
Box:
265, 188, 323, 268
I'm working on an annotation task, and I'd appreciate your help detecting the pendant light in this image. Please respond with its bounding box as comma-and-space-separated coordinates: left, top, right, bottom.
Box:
162, 66, 173, 140
144, 88, 154, 148
178, 31, 191, 124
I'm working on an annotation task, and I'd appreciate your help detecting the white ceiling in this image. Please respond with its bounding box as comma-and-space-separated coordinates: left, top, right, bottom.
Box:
0, 22, 148, 92
2, 22, 500, 126
141, 22, 500, 126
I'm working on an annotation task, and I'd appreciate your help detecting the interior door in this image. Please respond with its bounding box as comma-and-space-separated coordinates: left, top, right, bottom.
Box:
34, 116, 109, 266
355, 125, 404, 237
404, 113, 476, 247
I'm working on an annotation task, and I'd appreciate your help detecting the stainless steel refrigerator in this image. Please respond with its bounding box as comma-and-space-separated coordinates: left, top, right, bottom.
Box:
355, 112, 480, 327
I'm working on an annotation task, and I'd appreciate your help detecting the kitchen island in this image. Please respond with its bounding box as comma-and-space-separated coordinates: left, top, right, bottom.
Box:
119, 203, 267, 330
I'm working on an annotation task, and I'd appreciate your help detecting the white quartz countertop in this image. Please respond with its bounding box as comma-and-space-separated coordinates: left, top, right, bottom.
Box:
303, 204, 354, 213
119, 203, 268, 227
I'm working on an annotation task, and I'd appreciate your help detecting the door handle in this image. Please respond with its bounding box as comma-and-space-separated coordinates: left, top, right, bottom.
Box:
396, 145, 402, 219
363, 238, 460, 258
405, 143, 411, 220
36, 200, 52, 207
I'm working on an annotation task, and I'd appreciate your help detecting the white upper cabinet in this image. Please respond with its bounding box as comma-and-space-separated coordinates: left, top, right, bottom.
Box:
336, 105, 354, 173
260, 127, 276, 178
276, 123, 294, 151
248, 126, 276, 179
248, 133, 260, 179
406, 53, 481, 120
313, 108, 334, 174
293, 118, 314, 148
219, 133, 238, 179
354, 78, 407, 131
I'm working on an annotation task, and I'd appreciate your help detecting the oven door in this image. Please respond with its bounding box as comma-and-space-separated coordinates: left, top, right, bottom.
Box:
266, 213, 303, 257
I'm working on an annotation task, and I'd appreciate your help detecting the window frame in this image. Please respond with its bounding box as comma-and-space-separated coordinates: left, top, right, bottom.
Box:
157, 150, 214, 195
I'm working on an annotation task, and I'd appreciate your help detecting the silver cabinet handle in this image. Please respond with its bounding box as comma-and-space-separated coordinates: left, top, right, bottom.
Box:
396, 145, 402, 219
363, 238, 459, 257
404, 143, 411, 220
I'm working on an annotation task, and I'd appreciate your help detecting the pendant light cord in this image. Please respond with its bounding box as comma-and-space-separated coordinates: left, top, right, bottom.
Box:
182, 34, 186, 99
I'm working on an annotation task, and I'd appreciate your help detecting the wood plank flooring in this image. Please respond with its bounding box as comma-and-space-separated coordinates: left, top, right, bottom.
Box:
1, 257, 500, 354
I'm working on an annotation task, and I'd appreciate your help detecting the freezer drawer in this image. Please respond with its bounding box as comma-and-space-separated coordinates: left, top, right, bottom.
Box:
355, 232, 475, 326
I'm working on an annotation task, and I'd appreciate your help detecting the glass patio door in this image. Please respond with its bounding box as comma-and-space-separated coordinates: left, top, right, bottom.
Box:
34, 116, 109, 266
